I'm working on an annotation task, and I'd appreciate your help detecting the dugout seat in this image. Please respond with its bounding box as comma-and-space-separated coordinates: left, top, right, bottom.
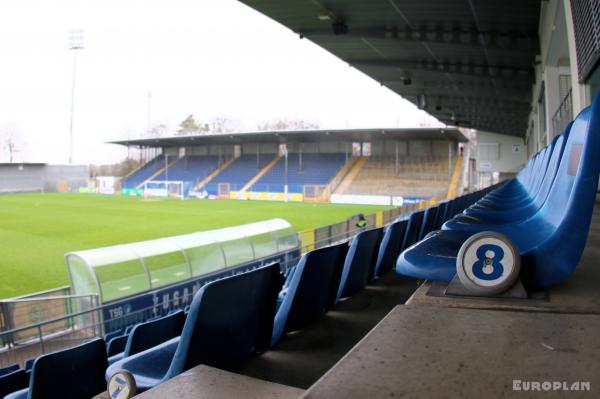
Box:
271, 242, 348, 346
397, 97, 600, 289
335, 227, 383, 302
108, 310, 185, 364
373, 220, 408, 277
4, 339, 107, 399
105, 263, 282, 392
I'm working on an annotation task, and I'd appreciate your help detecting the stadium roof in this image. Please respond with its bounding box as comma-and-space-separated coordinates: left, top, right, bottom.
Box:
236, 0, 540, 137
110, 128, 468, 147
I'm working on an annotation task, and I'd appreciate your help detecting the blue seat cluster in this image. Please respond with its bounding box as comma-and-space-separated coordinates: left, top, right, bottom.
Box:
122, 155, 166, 189
397, 98, 600, 289
4, 339, 108, 399
250, 153, 347, 193
105, 263, 282, 392
204, 155, 272, 195
153, 156, 220, 185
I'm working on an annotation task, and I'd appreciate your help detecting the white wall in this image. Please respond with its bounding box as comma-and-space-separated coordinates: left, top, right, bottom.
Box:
476, 131, 526, 173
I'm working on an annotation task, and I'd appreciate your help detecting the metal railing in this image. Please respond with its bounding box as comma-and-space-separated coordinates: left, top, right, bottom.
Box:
552, 88, 573, 136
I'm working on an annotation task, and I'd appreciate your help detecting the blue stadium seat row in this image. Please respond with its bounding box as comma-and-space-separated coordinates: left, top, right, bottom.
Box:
396, 96, 600, 289
153, 155, 220, 185
122, 155, 166, 189
251, 153, 347, 193
204, 154, 272, 195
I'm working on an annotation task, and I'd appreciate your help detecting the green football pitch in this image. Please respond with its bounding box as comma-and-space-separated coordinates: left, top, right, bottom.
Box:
0, 193, 392, 299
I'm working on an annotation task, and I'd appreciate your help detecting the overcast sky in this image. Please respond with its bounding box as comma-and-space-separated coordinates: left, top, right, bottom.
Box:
0, 0, 441, 165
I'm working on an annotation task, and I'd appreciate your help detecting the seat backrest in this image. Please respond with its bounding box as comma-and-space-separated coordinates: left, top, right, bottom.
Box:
271, 242, 348, 345
418, 205, 439, 241
125, 310, 185, 357
336, 228, 383, 301
400, 210, 424, 252
165, 263, 282, 378
373, 220, 408, 277
525, 100, 600, 285
106, 334, 128, 357
28, 338, 107, 399
0, 369, 28, 399
433, 201, 448, 230
0, 364, 19, 377
532, 125, 571, 208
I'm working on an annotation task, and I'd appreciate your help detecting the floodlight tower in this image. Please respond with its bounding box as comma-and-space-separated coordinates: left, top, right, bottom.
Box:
68, 30, 84, 164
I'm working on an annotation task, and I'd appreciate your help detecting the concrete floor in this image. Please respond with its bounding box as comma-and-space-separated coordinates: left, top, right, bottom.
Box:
239, 273, 420, 389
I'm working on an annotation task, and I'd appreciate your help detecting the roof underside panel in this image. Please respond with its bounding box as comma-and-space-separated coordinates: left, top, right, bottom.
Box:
238, 0, 541, 136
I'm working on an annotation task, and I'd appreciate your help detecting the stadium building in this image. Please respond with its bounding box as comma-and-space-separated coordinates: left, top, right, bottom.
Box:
1, 0, 600, 398
113, 128, 469, 204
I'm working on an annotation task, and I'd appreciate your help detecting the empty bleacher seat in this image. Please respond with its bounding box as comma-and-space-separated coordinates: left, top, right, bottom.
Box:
153, 156, 220, 185
0, 369, 28, 399
105, 263, 283, 392
108, 310, 185, 365
122, 155, 165, 189
4, 339, 108, 399
106, 334, 129, 357
0, 364, 19, 378
373, 219, 408, 277
251, 153, 347, 192
204, 155, 271, 194
397, 98, 600, 289
399, 210, 424, 253
271, 242, 349, 346
335, 228, 383, 302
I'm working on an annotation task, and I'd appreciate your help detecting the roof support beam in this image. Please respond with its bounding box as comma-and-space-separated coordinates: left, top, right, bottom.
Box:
299, 27, 538, 55
349, 60, 534, 82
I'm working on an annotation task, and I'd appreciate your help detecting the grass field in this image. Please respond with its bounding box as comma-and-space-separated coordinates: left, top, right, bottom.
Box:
0, 193, 392, 299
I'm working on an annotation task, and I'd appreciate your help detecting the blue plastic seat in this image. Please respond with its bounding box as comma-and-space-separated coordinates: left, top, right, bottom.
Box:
105, 263, 282, 392
0, 369, 28, 399
448, 130, 570, 228
0, 364, 19, 378
419, 205, 439, 241
400, 211, 424, 252
107, 334, 128, 357
335, 228, 383, 302
397, 99, 600, 289
373, 220, 408, 277
4, 338, 107, 399
22, 359, 34, 372
103, 329, 123, 344
109, 310, 185, 364
271, 242, 349, 346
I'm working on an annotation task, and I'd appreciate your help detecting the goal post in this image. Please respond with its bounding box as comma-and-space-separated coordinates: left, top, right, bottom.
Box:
143, 180, 185, 200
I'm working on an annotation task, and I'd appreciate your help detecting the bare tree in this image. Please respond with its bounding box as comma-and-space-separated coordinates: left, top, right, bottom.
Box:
257, 118, 320, 131
0, 124, 25, 163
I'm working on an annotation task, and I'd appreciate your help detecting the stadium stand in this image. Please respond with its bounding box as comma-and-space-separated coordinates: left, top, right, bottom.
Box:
105, 263, 282, 392
152, 155, 220, 186
345, 156, 450, 199
4, 339, 107, 399
204, 154, 273, 195
121, 155, 165, 189
397, 99, 600, 290
250, 153, 347, 193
